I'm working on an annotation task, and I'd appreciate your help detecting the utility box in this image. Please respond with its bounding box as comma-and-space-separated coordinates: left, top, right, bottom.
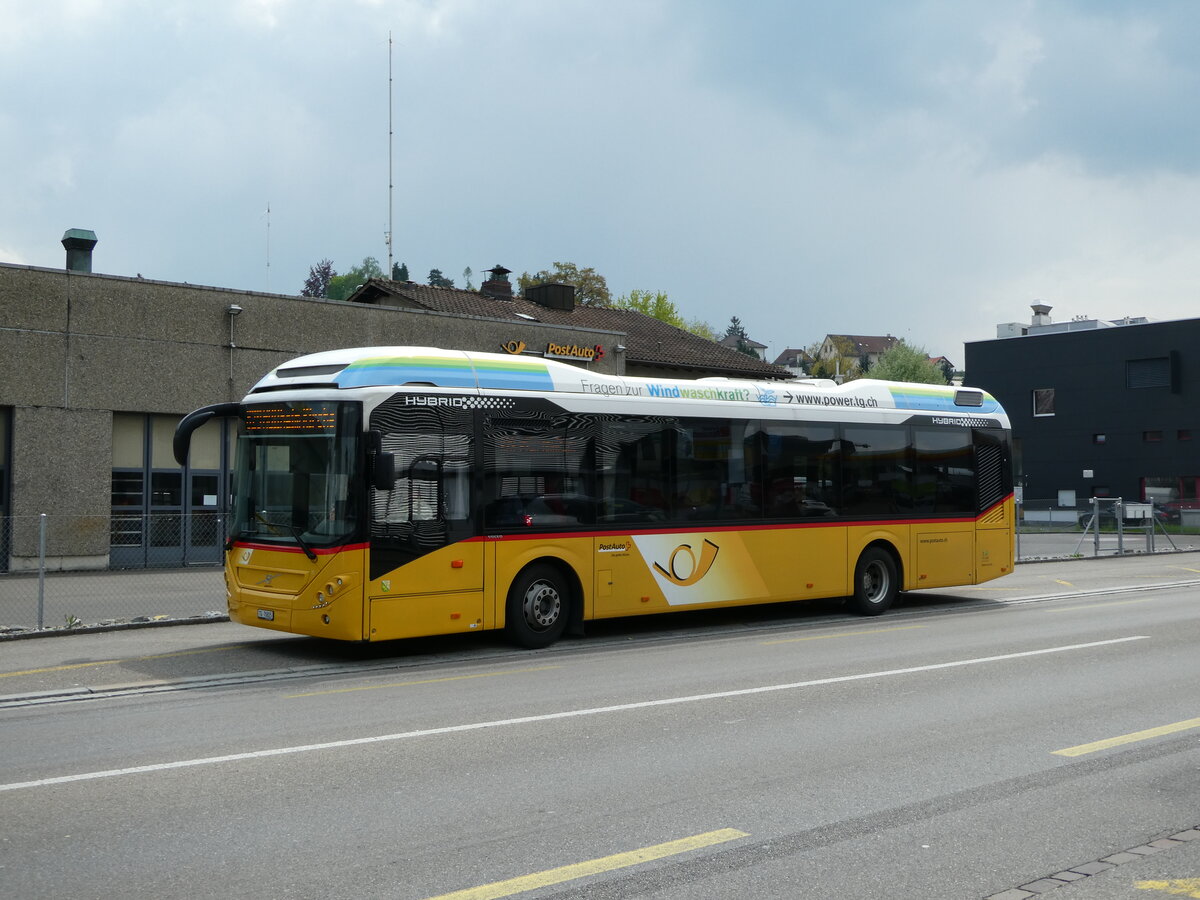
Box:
1124, 502, 1152, 521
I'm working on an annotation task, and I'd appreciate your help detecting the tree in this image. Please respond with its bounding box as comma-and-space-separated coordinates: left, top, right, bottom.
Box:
684, 318, 717, 341
301, 259, 336, 298
391, 261, 409, 281
428, 268, 455, 288
462, 266, 474, 290
723, 316, 757, 357
613, 290, 685, 329
868, 341, 947, 384
326, 257, 384, 301
936, 358, 955, 383
518, 262, 611, 307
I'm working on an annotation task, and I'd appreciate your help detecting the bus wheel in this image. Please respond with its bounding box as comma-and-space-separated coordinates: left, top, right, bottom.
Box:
848, 547, 897, 616
506, 564, 569, 648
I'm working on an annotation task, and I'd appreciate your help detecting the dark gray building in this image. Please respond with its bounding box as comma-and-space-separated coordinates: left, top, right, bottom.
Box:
0, 233, 785, 572
965, 304, 1199, 512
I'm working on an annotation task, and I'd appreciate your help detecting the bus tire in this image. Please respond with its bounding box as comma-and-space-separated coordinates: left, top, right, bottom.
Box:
848, 546, 897, 616
505, 564, 570, 649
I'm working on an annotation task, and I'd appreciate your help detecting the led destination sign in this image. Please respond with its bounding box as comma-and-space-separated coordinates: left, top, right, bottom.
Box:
243, 402, 339, 435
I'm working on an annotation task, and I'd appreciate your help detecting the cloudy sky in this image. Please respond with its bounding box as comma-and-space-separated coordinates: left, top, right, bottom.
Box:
5, 0, 1200, 365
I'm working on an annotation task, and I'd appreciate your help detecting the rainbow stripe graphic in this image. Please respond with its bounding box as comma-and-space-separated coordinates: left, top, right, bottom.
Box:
335, 355, 554, 391
887, 385, 1000, 413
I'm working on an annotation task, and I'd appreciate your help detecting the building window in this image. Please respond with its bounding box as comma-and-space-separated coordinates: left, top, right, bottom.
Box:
1179, 430, 1192, 441
1093, 433, 1106, 444
1033, 388, 1055, 417
1143, 430, 1163, 442
1126, 357, 1170, 389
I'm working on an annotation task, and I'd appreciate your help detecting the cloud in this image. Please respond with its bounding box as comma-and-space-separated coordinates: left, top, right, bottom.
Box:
4, 0, 1200, 362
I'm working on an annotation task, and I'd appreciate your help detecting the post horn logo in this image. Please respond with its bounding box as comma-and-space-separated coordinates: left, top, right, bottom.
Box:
500, 340, 527, 355
653, 539, 720, 586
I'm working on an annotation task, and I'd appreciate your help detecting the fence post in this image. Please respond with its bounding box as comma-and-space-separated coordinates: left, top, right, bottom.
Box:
1092, 496, 1100, 557
37, 513, 47, 630
1113, 497, 1121, 555
1015, 497, 1022, 561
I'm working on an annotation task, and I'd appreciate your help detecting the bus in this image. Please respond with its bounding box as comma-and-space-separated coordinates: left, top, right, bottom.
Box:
173, 346, 1013, 648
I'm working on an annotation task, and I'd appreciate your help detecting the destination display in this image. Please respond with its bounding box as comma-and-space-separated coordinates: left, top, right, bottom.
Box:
243, 402, 340, 435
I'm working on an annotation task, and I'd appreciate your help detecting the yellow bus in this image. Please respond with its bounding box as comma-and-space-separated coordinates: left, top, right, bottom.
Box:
174, 346, 1013, 648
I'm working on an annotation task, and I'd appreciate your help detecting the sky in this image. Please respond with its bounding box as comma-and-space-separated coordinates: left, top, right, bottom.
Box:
5, 0, 1200, 367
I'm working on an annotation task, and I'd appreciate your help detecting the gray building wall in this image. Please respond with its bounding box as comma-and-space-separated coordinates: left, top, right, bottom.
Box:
0, 262, 623, 569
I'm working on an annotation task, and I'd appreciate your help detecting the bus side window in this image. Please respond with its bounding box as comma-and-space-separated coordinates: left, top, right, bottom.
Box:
840, 426, 910, 516
760, 421, 839, 519
912, 428, 975, 514
596, 417, 671, 523
483, 415, 593, 528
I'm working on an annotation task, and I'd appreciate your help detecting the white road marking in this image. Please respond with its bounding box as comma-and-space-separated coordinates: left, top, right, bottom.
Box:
0, 636, 1148, 793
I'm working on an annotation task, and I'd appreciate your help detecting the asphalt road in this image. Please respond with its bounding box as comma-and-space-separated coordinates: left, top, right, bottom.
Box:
2, 554, 1200, 899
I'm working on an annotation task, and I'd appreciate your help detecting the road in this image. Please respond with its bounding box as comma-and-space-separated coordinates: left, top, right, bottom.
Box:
2, 554, 1200, 899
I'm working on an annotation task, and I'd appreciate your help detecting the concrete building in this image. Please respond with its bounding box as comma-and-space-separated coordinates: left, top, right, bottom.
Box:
0, 233, 785, 572
965, 303, 1199, 512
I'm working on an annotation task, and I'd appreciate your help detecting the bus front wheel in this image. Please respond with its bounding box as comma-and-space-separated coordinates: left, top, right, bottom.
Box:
848, 547, 897, 616
506, 564, 570, 649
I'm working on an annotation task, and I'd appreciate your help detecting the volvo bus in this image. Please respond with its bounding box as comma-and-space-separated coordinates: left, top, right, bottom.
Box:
174, 346, 1013, 648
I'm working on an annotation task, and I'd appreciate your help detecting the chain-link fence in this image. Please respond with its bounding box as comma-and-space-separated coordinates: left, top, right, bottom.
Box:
1, 514, 228, 635
1016, 496, 1200, 560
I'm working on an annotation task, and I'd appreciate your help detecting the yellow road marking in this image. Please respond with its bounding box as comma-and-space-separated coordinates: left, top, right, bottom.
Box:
423, 828, 749, 900
763, 624, 924, 645
1054, 717, 1200, 757
1136, 878, 1200, 897
287, 665, 561, 698
0, 645, 242, 678
1054, 579, 1074, 587
1173, 567, 1200, 574
1047, 598, 1151, 613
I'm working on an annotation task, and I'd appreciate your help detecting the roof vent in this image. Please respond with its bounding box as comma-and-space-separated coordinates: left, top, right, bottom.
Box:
62, 228, 98, 273
526, 282, 575, 311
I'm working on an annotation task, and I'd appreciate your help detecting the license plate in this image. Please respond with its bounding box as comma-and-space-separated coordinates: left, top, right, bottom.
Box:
257, 609, 275, 621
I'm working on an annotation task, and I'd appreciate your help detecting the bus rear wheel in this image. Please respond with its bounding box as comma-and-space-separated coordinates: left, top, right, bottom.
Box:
848, 547, 897, 616
506, 564, 569, 649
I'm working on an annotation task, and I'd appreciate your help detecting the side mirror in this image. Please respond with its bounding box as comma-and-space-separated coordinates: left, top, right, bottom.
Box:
174, 402, 241, 466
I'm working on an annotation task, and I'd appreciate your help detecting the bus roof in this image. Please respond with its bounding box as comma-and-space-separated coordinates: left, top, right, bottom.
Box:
250, 346, 1004, 418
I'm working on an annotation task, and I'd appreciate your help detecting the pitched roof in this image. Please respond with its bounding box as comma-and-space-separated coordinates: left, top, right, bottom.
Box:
350, 279, 789, 379
717, 334, 767, 351
824, 334, 900, 355
772, 347, 813, 366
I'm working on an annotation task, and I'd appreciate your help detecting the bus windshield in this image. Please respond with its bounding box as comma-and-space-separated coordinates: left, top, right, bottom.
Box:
231, 401, 363, 551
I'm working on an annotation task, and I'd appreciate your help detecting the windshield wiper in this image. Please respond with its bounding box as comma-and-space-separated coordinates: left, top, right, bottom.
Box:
282, 524, 318, 561
249, 512, 317, 561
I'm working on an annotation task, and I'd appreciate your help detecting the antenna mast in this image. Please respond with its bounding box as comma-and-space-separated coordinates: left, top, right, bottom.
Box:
265, 200, 271, 291
386, 31, 394, 278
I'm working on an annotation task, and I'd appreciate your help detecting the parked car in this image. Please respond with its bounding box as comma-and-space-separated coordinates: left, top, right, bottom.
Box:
1158, 499, 1200, 524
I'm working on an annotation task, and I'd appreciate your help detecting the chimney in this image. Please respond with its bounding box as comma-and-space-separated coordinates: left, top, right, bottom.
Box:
480, 264, 513, 300
62, 228, 98, 273
1030, 302, 1052, 328
527, 282, 575, 311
